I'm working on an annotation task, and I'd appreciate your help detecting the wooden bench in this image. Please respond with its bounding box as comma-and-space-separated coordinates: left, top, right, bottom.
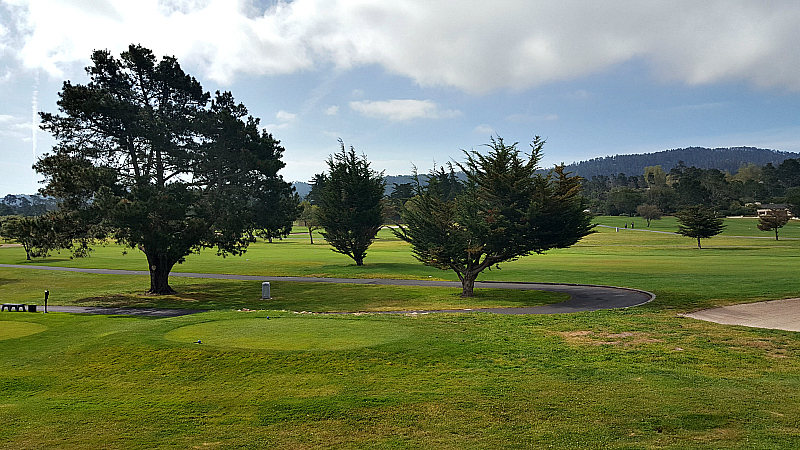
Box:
1, 303, 27, 312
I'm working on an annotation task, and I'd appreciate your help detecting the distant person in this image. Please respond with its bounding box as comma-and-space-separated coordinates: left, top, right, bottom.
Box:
631, 221, 634, 229
624, 223, 627, 229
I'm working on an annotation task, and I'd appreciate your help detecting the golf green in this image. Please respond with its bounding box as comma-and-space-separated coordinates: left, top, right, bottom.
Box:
164, 316, 411, 350
0, 320, 47, 340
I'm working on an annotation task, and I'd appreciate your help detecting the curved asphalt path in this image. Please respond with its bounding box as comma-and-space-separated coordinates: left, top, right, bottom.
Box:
0, 264, 654, 316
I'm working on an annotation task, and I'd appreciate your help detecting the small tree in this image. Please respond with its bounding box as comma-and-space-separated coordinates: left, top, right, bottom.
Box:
298, 200, 320, 244
0, 212, 87, 260
0, 215, 41, 260
676, 205, 725, 249
396, 136, 594, 297
636, 203, 662, 227
317, 141, 386, 265
757, 209, 790, 241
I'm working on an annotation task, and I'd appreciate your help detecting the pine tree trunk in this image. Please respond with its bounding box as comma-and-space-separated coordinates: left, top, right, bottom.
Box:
145, 251, 177, 295
775, 229, 779, 241
309, 228, 314, 244
460, 272, 478, 297
697, 237, 702, 249
355, 257, 364, 266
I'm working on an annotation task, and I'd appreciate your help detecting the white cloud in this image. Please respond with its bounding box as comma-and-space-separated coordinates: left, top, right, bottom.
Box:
473, 124, 495, 134
5, 1, 800, 92
263, 122, 289, 132
324, 105, 338, 115
349, 99, 461, 121
275, 110, 297, 122
265, 109, 296, 131
0, 114, 34, 140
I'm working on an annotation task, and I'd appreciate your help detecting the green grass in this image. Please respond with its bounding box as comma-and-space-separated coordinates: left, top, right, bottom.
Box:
0, 267, 567, 311
3, 309, 800, 448
594, 215, 800, 238
2, 218, 800, 448
164, 315, 413, 350
3, 219, 800, 312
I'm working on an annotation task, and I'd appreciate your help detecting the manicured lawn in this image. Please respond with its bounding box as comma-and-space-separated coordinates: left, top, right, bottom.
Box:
3, 218, 800, 312
3, 308, 800, 449
0, 266, 567, 311
594, 215, 800, 239
2, 218, 800, 448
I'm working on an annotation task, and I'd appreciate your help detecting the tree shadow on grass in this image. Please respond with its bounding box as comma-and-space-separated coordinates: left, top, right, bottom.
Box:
72, 281, 260, 310
0, 277, 21, 287
69, 278, 568, 312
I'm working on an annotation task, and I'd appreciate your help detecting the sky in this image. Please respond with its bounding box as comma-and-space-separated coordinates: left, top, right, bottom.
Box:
2, 0, 800, 196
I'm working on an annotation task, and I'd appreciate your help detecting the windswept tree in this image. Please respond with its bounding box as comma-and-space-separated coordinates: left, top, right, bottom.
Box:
0, 215, 47, 260
636, 203, 662, 227
757, 209, 790, 241
36, 44, 297, 294
297, 200, 320, 244
317, 141, 385, 265
396, 136, 594, 297
676, 205, 725, 249
0, 212, 88, 260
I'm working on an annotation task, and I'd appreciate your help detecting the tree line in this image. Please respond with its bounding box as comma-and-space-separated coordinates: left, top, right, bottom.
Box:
1, 44, 594, 298
564, 146, 800, 180
582, 160, 800, 217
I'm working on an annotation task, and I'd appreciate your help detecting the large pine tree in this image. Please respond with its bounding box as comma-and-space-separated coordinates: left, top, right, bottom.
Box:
396, 137, 594, 297
316, 141, 385, 266
36, 45, 298, 294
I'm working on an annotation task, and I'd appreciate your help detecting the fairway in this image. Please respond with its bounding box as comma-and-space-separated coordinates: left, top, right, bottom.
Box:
2, 216, 800, 449
165, 315, 412, 350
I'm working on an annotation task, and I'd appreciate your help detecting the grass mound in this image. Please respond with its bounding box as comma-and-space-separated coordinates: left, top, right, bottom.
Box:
164, 315, 411, 350
0, 321, 47, 340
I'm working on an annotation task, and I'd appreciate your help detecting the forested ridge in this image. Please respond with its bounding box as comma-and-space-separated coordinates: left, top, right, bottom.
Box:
563, 146, 800, 179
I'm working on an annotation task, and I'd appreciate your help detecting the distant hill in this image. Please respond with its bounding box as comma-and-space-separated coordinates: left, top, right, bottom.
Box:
291, 146, 800, 197
563, 147, 800, 179
0, 194, 58, 216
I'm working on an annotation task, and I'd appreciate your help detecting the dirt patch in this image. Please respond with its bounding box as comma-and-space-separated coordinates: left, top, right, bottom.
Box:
558, 330, 663, 347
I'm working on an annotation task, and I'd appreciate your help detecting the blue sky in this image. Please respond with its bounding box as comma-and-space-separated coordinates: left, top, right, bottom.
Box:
2, 0, 800, 196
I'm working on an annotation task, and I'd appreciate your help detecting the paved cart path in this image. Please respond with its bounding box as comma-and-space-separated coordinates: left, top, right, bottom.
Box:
683, 298, 800, 332
0, 264, 654, 316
